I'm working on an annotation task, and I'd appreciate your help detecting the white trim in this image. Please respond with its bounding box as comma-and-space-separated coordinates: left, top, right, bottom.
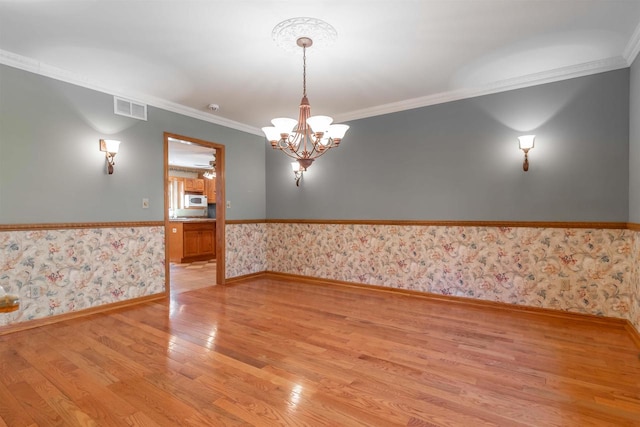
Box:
0, 49, 263, 136
139, 94, 263, 136
334, 56, 629, 123
623, 20, 640, 66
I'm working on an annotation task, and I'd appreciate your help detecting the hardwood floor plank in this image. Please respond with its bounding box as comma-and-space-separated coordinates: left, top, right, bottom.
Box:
73, 392, 138, 426
121, 411, 161, 427
0, 348, 32, 387
143, 370, 224, 409
107, 378, 197, 426
0, 276, 639, 426
182, 406, 252, 427
6, 380, 65, 426
16, 344, 90, 402
0, 380, 38, 427
213, 395, 298, 426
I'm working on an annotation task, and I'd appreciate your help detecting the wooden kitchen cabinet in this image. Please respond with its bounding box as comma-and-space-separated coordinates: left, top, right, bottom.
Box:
204, 177, 216, 201
168, 220, 216, 263
184, 178, 195, 192
184, 223, 214, 257
184, 178, 204, 193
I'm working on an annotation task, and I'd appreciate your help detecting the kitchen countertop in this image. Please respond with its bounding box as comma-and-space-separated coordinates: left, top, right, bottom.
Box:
169, 218, 216, 222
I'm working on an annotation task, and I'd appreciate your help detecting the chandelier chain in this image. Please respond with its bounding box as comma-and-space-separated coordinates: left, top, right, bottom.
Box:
302, 45, 307, 98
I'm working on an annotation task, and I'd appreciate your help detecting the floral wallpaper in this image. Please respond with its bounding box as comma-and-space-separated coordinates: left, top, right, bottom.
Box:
226, 223, 268, 279
266, 223, 633, 321
0, 226, 165, 327
630, 231, 640, 333
3, 222, 636, 335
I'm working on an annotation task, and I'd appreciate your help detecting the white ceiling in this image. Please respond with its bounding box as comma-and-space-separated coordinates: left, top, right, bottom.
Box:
1, 1, 639, 138
168, 137, 216, 170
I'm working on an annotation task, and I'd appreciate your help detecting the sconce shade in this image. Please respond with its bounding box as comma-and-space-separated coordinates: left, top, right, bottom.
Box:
518, 135, 535, 150
518, 135, 535, 172
291, 161, 304, 186
100, 139, 121, 154
99, 139, 121, 175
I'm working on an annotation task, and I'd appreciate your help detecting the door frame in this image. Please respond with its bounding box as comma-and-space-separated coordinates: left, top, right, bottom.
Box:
163, 132, 226, 295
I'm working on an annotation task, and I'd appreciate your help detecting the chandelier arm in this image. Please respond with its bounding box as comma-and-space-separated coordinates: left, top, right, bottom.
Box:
306, 148, 331, 162
276, 138, 299, 153
273, 144, 333, 163
287, 132, 304, 152
273, 136, 335, 160
273, 146, 305, 160
309, 135, 337, 152
305, 139, 334, 159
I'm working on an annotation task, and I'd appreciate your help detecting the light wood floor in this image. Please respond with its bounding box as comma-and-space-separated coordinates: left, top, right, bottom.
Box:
170, 260, 217, 294
1, 276, 639, 426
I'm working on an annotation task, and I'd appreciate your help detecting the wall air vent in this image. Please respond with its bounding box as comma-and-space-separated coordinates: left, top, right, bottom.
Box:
113, 96, 147, 121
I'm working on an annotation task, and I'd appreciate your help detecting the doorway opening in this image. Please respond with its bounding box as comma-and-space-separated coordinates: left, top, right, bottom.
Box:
164, 132, 225, 296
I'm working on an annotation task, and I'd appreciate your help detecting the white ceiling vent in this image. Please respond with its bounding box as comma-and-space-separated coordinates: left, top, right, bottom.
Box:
113, 96, 147, 121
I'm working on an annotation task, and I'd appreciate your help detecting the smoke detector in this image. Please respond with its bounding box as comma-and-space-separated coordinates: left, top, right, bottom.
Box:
207, 103, 220, 112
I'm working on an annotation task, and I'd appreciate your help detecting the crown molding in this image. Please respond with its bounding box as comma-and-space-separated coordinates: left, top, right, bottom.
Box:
0, 48, 630, 132
142, 95, 263, 136
623, 20, 640, 66
335, 56, 629, 123
0, 49, 263, 136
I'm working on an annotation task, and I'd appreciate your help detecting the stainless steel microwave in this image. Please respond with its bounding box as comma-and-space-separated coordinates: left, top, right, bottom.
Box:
184, 194, 208, 207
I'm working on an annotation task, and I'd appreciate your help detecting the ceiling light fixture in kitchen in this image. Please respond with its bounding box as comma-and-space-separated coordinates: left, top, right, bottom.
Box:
262, 17, 349, 173
203, 158, 216, 179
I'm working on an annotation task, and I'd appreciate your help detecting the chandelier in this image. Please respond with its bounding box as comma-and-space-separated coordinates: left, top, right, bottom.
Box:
262, 18, 349, 171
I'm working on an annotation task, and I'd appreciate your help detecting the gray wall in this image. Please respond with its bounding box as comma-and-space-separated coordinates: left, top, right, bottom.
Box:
0, 64, 265, 223
630, 56, 640, 223
1, 64, 632, 224
266, 70, 630, 222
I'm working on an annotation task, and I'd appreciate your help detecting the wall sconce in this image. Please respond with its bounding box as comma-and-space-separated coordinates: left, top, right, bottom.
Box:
291, 161, 303, 186
99, 139, 121, 174
518, 135, 535, 171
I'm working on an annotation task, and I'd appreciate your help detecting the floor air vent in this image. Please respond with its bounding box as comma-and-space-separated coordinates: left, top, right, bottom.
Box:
113, 96, 147, 121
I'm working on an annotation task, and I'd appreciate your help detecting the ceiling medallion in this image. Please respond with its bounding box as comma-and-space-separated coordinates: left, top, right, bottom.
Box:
262, 17, 348, 175
271, 17, 337, 53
